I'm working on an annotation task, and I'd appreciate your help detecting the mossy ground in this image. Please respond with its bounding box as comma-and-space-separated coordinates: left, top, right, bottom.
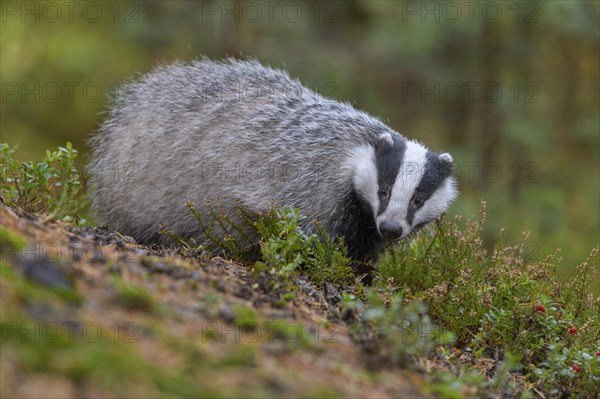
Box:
0, 205, 425, 398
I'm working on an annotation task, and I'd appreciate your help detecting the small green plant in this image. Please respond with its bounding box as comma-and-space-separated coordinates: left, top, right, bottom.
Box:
159, 197, 259, 259
0, 142, 87, 224
254, 206, 355, 285
252, 206, 356, 305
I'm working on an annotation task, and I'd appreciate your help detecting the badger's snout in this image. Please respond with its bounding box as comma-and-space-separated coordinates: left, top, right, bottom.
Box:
378, 221, 403, 240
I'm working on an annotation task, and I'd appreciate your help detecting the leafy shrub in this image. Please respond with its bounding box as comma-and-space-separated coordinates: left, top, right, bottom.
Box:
252, 206, 356, 306
254, 206, 355, 286
376, 202, 600, 396
0, 142, 87, 224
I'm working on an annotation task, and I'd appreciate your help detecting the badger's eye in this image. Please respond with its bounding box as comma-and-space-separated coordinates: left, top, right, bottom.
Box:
378, 186, 389, 199
413, 195, 423, 207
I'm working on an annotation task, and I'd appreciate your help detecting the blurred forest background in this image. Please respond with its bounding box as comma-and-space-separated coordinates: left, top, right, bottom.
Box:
1, 1, 598, 281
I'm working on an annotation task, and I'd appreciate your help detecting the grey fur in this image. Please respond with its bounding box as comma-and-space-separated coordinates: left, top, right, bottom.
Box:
88, 58, 457, 260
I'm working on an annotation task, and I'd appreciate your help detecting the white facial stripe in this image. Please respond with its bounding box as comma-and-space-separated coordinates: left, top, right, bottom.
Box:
377, 140, 428, 233
347, 145, 379, 212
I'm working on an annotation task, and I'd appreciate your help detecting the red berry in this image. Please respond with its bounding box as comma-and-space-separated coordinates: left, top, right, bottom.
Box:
569, 327, 577, 334
535, 305, 545, 313
572, 364, 581, 373
596, 351, 600, 356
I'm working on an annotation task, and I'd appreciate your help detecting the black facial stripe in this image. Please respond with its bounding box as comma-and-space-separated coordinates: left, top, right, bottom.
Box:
376, 134, 406, 215
406, 151, 453, 225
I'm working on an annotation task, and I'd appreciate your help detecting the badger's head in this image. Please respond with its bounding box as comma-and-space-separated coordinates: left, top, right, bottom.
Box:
350, 132, 457, 240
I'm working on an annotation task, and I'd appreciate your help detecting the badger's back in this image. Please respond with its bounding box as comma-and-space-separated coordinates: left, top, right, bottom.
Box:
88, 59, 392, 254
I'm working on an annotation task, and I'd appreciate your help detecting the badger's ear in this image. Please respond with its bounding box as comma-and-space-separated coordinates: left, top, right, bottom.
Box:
374, 132, 394, 150
438, 152, 454, 176
438, 152, 453, 163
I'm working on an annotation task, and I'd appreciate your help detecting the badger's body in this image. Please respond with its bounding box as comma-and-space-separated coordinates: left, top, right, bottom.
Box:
88, 59, 457, 260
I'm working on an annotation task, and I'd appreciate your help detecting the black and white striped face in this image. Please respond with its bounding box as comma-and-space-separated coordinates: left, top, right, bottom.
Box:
350, 133, 457, 240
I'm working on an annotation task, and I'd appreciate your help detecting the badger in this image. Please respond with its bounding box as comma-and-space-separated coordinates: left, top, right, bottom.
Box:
88, 58, 457, 261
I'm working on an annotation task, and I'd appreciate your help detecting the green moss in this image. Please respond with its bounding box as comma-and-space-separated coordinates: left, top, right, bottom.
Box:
0, 313, 219, 398
217, 344, 258, 367
140, 255, 196, 279
112, 278, 158, 313
266, 320, 315, 351
0, 225, 26, 250
231, 304, 259, 330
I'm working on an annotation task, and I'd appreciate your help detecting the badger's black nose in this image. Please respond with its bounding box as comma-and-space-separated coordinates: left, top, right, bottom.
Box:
379, 221, 403, 240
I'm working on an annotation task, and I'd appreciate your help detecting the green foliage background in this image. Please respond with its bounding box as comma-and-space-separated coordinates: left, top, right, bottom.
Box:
1, 1, 598, 281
